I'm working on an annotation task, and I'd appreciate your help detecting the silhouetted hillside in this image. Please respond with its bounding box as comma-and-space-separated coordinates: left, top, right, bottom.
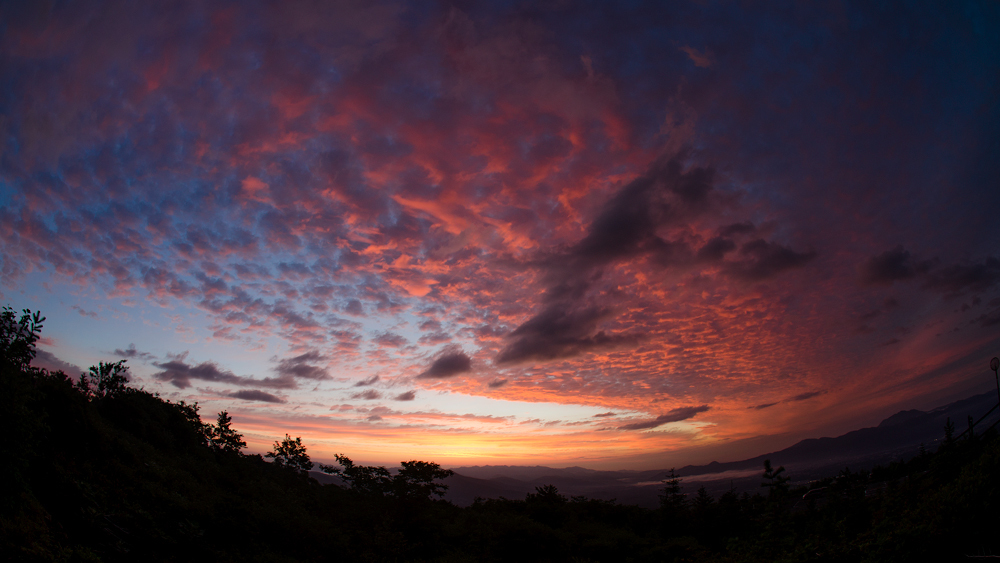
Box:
4, 306, 999, 561
448, 391, 1000, 506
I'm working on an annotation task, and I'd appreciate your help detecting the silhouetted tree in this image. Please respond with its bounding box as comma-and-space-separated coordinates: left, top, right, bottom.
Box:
266, 434, 312, 472
526, 484, 567, 505
209, 410, 246, 453
761, 459, 790, 499
694, 485, 714, 512
0, 306, 44, 372
320, 454, 391, 494
320, 456, 453, 500
393, 460, 454, 499
79, 360, 130, 399
943, 417, 956, 449
173, 400, 211, 445
659, 468, 686, 512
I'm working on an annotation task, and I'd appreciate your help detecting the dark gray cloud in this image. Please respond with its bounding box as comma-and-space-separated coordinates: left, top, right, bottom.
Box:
592, 411, 617, 417
275, 350, 329, 380
228, 390, 286, 403
750, 390, 824, 408
860, 247, 999, 296
112, 343, 154, 361
971, 308, 1000, 328
719, 222, 755, 237
861, 245, 935, 285
696, 236, 737, 262
354, 375, 380, 387
71, 305, 99, 319
923, 257, 1000, 294
724, 239, 817, 281
497, 155, 813, 367
487, 377, 508, 388
419, 319, 442, 331
565, 156, 714, 270
373, 331, 408, 348
495, 305, 635, 366
153, 356, 296, 389
618, 405, 710, 430
344, 299, 364, 316
393, 390, 416, 401
790, 390, 825, 402
351, 389, 382, 400
418, 351, 472, 378
32, 349, 85, 375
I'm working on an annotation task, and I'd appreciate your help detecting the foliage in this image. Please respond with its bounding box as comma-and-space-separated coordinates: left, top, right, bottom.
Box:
266, 434, 312, 472
659, 467, 686, 512
760, 458, 790, 498
0, 306, 44, 372
320, 455, 454, 500
394, 460, 454, 499
208, 410, 246, 454
4, 304, 1000, 562
78, 360, 131, 399
320, 454, 391, 494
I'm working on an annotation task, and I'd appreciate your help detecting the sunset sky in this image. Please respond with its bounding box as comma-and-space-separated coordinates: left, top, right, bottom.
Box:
2, 0, 999, 469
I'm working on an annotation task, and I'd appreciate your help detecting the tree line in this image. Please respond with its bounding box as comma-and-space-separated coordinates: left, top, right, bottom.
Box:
3, 305, 999, 561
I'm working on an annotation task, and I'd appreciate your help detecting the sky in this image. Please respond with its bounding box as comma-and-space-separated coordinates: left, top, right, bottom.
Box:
2, 0, 999, 470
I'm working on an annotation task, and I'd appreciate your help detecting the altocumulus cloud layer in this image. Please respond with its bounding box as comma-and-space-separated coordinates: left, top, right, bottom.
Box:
1, 1, 998, 467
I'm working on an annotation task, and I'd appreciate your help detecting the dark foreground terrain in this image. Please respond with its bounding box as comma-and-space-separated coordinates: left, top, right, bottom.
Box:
4, 306, 1000, 562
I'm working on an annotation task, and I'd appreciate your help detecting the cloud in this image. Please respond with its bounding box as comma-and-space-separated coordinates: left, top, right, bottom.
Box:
860, 245, 935, 285
487, 378, 508, 388
355, 375, 380, 387
696, 236, 737, 262
749, 391, 823, 409
618, 405, 710, 431
719, 222, 755, 237
228, 390, 286, 403
592, 412, 617, 417
496, 154, 812, 367
418, 331, 451, 345
860, 248, 999, 295
923, 257, 1000, 294
71, 305, 99, 319
790, 390, 825, 402
394, 390, 416, 401
32, 349, 85, 375
496, 305, 634, 366
373, 331, 408, 348
152, 356, 296, 389
274, 350, 329, 380
350, 389, 382, 400
344, 300, 364, 316
564, 156, 715, 270
112, 343, 154, 361
680, 45, 713, 68
418, 351, 472, 379
725, 239, 817, 281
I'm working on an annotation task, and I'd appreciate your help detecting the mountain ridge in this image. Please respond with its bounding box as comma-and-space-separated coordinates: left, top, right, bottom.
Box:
444, 390, 1000, 507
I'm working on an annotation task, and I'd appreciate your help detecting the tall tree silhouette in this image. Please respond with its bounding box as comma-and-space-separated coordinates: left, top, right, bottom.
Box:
0, 306, 44, 372
761, 459, 790, 499
266, 434, 312, 472
659, 468, 686, 512
209, 411, 246, 453
78, 360, 130, 399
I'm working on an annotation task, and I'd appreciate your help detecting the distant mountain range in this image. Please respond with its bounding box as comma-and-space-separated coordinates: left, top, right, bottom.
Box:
436, 391, 1000, 508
